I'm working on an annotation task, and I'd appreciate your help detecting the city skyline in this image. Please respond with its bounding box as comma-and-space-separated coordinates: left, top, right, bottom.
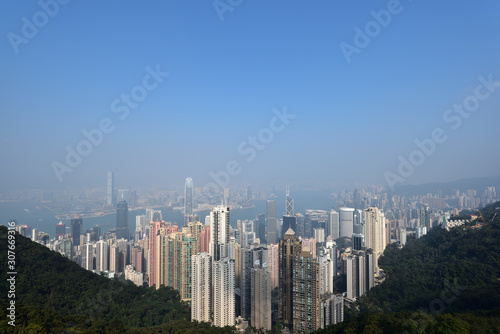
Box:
2, 1, 500, 192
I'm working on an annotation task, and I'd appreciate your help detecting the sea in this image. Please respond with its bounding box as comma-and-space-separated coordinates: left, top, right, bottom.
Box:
0, 190, 336, 238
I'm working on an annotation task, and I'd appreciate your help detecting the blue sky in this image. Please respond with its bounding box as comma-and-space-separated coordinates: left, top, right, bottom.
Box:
1, 1, 500, 191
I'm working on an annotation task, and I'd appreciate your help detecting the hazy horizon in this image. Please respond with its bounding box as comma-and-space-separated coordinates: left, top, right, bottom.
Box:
2, 1, 500, 192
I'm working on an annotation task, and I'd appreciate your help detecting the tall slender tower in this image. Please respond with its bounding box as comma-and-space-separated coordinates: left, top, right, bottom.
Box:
116, 200, 129, 240
285, 186, 294, 217
278, 228, 302, 331
107, 171, 115, 207
184, 178, 194, 224
209, 205, 230, 261
213, 257, 235, 327
191, 252, 212, 322
266, 200, 278, 244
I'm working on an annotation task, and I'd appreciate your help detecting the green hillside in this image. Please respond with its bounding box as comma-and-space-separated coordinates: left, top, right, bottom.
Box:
0, 226, 233, 333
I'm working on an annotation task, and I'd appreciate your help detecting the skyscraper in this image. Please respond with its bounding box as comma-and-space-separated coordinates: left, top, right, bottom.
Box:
71, 216, 83, 247
339, 208, 354, 238
327, 210, 339, 240
363, 207, 386, 267
320, 294, 344, 328
266, 200, 278, 244
213, 257, 235, 328
55, 222, 66, 238
191, 252, 212, 323
184, 177, 194, 224
286, 186, 294, 217
106, 171, 115, 207
292, 247, 320, 333
251, 266, 272, 331
209, 205, 230, 261
278, 228, 302, 331
116, 200, 129, 240
95, 240, 109, 273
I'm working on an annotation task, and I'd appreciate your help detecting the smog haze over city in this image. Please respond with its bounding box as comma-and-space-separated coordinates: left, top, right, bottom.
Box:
1, 1, 500, 192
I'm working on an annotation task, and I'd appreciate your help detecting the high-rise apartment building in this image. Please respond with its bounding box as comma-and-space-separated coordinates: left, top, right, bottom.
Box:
251, 266, 272, 331
95, 240, 109, 273
209, 205, 230, 261
191, 252, 212, 323
213, 257, 235, 328
363, 207, 387, 268
320, 294, 344, 328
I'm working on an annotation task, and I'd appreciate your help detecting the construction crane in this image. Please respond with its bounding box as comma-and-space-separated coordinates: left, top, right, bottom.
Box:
478, 210, 486, 222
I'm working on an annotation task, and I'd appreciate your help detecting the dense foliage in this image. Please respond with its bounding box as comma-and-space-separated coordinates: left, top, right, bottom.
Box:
0, 226, 231, 333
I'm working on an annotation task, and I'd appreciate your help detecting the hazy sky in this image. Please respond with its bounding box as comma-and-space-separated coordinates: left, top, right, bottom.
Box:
1, 1, 500, 191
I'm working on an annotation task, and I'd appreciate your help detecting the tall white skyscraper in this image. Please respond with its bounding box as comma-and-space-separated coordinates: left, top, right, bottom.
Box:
327, 210, 339, 240
81, 243, 94, 271
209, 205, 230, 261
95, 240, 109, 273
106, 171, 115, 207
213, 258, 235, 328
191, 252, 212, 323
339, 208, 354, 238
363, 207, 387, 265
185, 177, 194, 217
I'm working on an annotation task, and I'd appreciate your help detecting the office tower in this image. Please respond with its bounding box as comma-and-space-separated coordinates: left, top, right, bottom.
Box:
278, 228, 302, 331
286, 186, 294, 216
293, 247, 320, 333
253, 213, 266, 244
71, 216, 83, 247
267, 243, 279, 288
191, 252, 212, 323
116, 200, 129, 240
320, 294, 344, 328
266, 200, 278, 244
210, 205, 230, 261
327, 210, 339, 240
314, 228, 325, 244
363, 207, 386, 266
213, 258, 235, 328
251, 266, 272, 331
117, 189, 130, 204
81, 243, 94, 271
107, 171, 115, 207
282, 215, 297, 239
129, 190, 137, 207
352, 233, 363, 251
55, 222, 66, 238
295, 213, 305, 238
339, 208, 354, 238
353, 186, 361, 210
95, 240, 109, 273
184, 177, 194, 224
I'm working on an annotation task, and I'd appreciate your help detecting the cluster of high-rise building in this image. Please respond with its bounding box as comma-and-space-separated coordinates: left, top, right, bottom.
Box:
20, 176, 499, 332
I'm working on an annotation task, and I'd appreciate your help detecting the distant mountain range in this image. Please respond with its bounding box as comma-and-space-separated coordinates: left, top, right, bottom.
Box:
392, 175, 500, 196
